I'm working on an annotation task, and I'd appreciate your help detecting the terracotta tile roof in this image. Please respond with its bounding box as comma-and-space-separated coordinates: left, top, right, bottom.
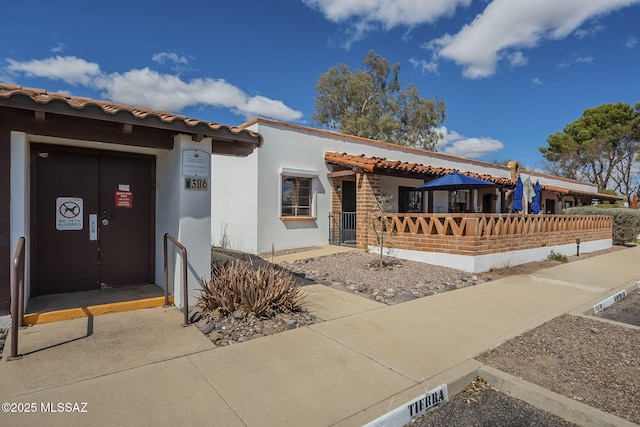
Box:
325, 152, 514, 186
0, 83, 262, 146
542, 185, 623, 201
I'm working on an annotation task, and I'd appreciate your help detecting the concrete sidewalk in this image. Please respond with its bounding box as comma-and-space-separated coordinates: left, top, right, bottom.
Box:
1, 246, 638, 426
265, 244, 358, 264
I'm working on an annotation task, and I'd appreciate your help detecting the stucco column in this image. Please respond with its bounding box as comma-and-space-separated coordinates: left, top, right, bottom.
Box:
156, 134, 212, 311
0, 128, 10, 314
355, 173, 380, 249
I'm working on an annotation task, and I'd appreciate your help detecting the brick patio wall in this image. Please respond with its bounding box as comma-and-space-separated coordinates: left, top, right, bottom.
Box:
360, 213, 612, 256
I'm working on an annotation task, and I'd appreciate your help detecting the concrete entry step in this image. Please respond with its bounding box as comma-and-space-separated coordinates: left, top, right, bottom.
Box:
24, 284, 171, 325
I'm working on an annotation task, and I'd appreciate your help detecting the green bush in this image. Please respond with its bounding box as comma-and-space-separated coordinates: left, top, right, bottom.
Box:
563, 206, 640, 244
547, 250, 568, 262
199, 260, 306, 318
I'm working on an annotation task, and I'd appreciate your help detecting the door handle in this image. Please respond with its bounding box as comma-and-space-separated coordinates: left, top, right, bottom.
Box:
89, 214, 98, 240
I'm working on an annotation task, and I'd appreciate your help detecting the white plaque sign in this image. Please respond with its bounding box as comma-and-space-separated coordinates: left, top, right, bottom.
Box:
56, 197, 83, 230
182, 149, 210, 177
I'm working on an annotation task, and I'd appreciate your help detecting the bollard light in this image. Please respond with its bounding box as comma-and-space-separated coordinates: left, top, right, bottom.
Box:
576, 238, 581, 257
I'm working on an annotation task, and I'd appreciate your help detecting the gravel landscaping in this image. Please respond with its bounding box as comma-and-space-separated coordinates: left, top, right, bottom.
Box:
477, 312, 639, 425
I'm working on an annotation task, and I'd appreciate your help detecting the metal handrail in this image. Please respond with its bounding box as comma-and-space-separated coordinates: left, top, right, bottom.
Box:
8, 237, 25, 361
163, 233, 190, 327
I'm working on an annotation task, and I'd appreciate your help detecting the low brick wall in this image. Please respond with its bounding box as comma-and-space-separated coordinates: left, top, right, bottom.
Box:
362, 214, 612, 256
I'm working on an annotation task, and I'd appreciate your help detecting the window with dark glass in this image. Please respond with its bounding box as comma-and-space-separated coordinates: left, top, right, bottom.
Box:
398, 186, 423, 213
448, 190, 468, 212
282, 176, 311, 217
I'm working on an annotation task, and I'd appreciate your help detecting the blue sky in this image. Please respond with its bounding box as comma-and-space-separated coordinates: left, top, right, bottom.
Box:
1, 0, 639, 169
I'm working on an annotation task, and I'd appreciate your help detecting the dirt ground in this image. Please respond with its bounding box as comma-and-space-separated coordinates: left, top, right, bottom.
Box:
407, 378, 581, 427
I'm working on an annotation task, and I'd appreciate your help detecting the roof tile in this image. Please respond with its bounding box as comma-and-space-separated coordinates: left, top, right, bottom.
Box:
325, 152, 514, 186
0, 83, 262, 145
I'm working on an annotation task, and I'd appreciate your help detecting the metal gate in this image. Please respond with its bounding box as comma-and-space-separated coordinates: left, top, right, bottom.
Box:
329, 212, 357, 246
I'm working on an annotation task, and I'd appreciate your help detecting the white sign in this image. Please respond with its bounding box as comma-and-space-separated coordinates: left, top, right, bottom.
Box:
182, 149, 210, 177
363, 384, 448, 427
593, 289, 627, 314
56, 197, 83, 230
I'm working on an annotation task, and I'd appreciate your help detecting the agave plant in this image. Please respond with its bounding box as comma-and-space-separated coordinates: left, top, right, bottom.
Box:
199, 260, 306, 318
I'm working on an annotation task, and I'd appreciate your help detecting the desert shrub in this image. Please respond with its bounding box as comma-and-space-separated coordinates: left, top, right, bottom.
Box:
547, 250, 568, 262
199, 260, 306, 318
364, 195, 397, 270
563, 206, 640, 244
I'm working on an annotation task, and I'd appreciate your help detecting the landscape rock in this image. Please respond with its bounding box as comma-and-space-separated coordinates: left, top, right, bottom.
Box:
188, 308, 202, 323
199, 321, 216, 335
208, 331, 224, 342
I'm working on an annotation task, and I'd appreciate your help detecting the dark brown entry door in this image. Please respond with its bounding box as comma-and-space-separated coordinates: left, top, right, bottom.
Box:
340, 181, 357, 245
98, 155, 153, 287
35, 148, 154, 295
36, 152, 100, 294
342, 181, 356, 212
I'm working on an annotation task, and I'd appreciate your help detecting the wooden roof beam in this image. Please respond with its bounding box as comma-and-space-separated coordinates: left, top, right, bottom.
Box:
120, 122, 133, 134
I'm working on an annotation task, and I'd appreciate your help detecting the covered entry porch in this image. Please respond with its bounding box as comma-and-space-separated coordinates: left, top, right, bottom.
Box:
325, 152, 618, 272
1, 84, 263, 320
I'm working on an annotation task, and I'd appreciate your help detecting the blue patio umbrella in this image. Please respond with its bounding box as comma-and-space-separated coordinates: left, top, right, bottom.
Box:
531, 180, 542, 214
417, 171, 496, 191
512, 176, 524, 212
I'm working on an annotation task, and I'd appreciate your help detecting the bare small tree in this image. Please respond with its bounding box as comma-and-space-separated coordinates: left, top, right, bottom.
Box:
364, 195, 396, 270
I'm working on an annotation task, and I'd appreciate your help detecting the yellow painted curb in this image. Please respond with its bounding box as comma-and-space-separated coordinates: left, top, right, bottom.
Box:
23, 296, 175, 325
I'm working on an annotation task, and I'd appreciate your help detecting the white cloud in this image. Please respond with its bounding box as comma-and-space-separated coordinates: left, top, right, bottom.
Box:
303, 0, 471, 27
532, 77, 543, 85
434, 126, 504, 159
303, 0, 471, 47
51, 42, 66, 53
557, 54, 595, 68
4, 56, 303, 122
152, 52, 188, 65
6, 56, 100, 86
409, 57, 439, 74
574, 56, 594, 63
625, 35, 638, 48
425, 0, 640, 79
507, 51, 528, 68
574, 24, 605, 39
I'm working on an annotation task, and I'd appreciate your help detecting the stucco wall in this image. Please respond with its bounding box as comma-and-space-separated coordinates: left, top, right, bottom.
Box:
223, 120, 604, 255
525, 171, 598, 193
254, 125, 331, 254
379, 176, 424, 212
211, 150, 259, 253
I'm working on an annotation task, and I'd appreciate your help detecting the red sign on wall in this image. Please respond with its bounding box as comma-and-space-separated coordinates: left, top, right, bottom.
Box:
115, 191, 133, 208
